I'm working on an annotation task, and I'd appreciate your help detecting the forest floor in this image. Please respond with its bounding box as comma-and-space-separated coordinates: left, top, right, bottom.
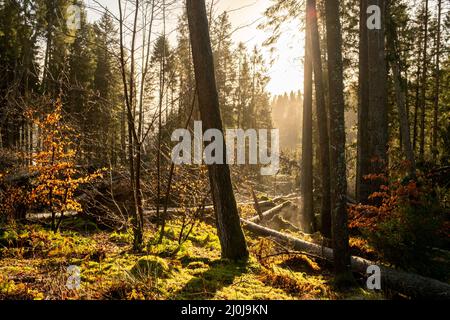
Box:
0, 202, 387, 300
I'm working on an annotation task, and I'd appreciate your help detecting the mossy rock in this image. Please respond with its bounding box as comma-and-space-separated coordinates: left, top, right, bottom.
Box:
130, 256, 172, 280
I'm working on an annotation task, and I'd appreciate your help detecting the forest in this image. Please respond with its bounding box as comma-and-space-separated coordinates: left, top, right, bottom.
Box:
0, 0, 449, 301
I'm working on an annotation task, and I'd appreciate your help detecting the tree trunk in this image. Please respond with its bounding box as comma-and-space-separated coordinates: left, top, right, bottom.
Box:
309, 0, 331, 239
386, 8, 416, 173
247, 201, 292, 224
367, 0, 388, 182
42, 0, 53, 93
358, 0, 389, 203
432, 0, 442, 162
120, 104, 126, 165
357, 0, 370, 202
118, 0, 143, 251
419, 0, 429, 163
301, 1, 315, 234
324, 0, 354, 284
413, 40, 422, 153
186, 0, 248, 261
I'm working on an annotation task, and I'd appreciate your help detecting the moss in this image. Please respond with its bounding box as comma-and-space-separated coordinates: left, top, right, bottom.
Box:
215, 275, 293, 300
109, 231, 133, 245
0, 228, 19, 247
0, 224, 96, 259
103, 277, 161, 300
130, 256, 172, 280
260, 265, 334, 299
0, 217, 388, 300
171, 259, 264, 300
276, 256, 323, 276
170, 258, 297, 300
0, 261, 37, 276
0, 274, 44, 300
186, 261, 208, 270
147, 240, 182, 258
349, 237, 378, 260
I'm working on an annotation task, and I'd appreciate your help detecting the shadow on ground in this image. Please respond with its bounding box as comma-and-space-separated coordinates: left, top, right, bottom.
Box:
171, 258, 248, 299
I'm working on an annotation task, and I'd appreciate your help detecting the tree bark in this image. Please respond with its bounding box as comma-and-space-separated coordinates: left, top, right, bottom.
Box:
186, 0, 248, 261
419, 0, 429, 163
358, 0, 389, 203
118, 0, 143, 251
301, 1, 315, 234
324, 0, 354, 284
386, 8, 416, 173
413, 40, 422, 153
432, 0, 442, 162
309, 0, 331, 239
357, 0, 370, 202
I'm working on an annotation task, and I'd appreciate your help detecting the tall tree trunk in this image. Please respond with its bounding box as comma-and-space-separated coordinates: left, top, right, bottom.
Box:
186, 0, 249, 261
120, 104, 126, 165
309, 0, 331, 239
357, 0, 370, 202
42, 0, 53, 93
357, 0, 389, 203
324, 0, 354, 285
118, 0, 143, 251
419, 0, 429, 163
413, 40, 422, 153
301, 0, 315, 234
130, 0, 143, 251
367, 0, 388, 193
432, 0, 442, 163
386, 6, 416, 174
156, 21, 166, 223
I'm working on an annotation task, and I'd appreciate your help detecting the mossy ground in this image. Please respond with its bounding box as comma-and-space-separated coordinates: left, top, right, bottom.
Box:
0, 216, 385, 300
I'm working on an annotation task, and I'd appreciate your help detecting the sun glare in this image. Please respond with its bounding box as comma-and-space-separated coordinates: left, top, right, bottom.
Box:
217, 0, 305, 96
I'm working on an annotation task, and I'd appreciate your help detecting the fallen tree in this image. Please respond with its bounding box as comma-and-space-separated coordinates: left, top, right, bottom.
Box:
241, 219, 450, 299
247, 201, 292, 223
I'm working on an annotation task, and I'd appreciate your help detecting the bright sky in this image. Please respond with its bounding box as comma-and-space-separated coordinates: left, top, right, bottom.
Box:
86, 0, 304, 96
215, 0, 304, 96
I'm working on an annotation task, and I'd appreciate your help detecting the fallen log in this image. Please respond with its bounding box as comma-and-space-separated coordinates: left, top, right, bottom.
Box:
271, 193, 297, 202
247, 201, 292, 223
256, 200, 277, 211
267, 215, 300, 232
26, 211, 78, 220
241, 219, 450, 299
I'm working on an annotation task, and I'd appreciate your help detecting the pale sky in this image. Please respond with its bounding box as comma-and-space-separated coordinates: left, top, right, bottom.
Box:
215, 0, 304, 96
85, 0, 304, 96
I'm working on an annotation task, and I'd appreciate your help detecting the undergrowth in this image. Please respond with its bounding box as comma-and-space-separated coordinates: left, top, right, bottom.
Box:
0, 218, 384, 300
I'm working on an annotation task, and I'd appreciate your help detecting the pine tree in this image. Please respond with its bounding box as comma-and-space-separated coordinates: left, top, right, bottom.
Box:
325, 0, 354, 286
211, 12, 236, 128
357, 0, 389, 204
187, 0, 249, 261
92, 12, 124, 166
300, 0, 314, 233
